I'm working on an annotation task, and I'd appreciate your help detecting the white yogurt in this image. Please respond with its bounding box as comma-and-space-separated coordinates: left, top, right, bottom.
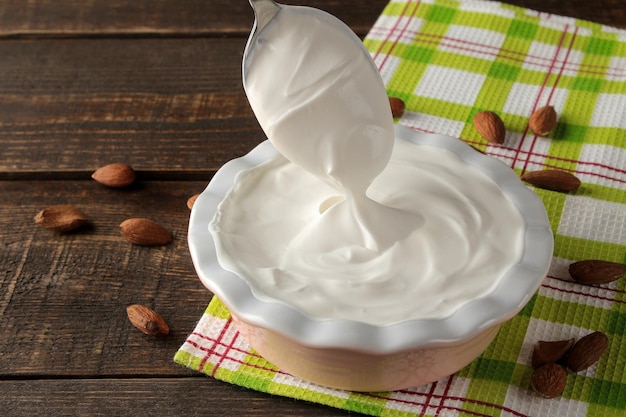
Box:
243, 5, 420, 254
244, 6, 394, 195
210, 6, 526, 325
211, 139, 526, 324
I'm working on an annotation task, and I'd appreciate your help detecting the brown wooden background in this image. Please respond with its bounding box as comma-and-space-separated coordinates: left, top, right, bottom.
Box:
1, 1, 624, 416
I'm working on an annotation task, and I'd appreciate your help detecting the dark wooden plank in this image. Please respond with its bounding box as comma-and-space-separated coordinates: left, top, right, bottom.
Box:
0, 378, 353, 417
0, 37, 264, 175
0, 0, 623, 38
0, 37, 245, 95
0, 180, 214, 377
513, 0, 626, 28
0, 0, 389, 38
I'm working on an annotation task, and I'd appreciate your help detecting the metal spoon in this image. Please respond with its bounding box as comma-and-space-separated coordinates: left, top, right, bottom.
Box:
249, 0, 281, 34
242, 0, 281, 85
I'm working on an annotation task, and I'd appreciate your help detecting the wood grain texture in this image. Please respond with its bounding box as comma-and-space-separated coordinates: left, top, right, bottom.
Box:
0, 180, 210, 376
0, 0, 389, 38
513, 0, 626, 28
0, 0, 623, 38
0, 379, 352, 417
0, 38, 264, 175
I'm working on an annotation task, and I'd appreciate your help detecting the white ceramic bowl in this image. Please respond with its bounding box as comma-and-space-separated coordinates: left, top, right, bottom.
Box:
188, 125, 553, 391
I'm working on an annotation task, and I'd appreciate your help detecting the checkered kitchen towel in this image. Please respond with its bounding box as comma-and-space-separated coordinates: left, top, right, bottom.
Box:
175, 0, 626, 415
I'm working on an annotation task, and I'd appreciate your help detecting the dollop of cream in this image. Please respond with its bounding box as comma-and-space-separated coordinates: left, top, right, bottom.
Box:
243, 6, 419, 254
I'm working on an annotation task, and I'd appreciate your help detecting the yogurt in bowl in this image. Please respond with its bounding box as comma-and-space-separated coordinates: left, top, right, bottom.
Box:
188, 3, 553, 391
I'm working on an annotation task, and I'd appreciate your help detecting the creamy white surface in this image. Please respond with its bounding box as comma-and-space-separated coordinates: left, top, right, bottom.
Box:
243, 5, 420, 256
244, 6, 394, 195
210, 139, 526, 325
216, 5, 526, 326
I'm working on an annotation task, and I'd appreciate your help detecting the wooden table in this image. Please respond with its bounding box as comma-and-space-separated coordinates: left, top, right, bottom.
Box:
1, 1, 624, 416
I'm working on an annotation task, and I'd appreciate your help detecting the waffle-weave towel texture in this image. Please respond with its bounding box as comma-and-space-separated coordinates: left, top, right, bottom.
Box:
175, 0, 626, 415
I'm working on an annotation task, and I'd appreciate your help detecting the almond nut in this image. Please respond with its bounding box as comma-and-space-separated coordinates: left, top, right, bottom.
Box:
187, 193, 200, 210
473, 111, 505, 144
126, 304, 169, 337
34, 205, 88, 232
529, 105, 558, 136
532, 338, 575, 368
565, 331, 609, 372
389, 97, 406, 118
92, 163, 136, 187
521, 170, 581, 192
120, 218, 172, 246
569, 260, 626, 285
531, 363, 568, 398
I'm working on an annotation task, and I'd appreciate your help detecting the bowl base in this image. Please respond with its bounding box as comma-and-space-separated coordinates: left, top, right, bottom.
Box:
232, 313, 502, 392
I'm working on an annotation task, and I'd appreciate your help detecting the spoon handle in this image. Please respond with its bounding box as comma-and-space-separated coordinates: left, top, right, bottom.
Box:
249, 0, 281, 32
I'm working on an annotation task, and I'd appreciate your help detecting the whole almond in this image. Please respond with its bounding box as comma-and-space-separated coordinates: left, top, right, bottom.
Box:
187, 193, 200, 210
521, 170, 581, 192
531, 363, 568, 398
92, 163, 136, 187
126, 304, 169, 337
120, 218, 172, 246
565, 331, 608, 372
389, 97, 406, 118
473, 111, 505, 144
532, 338, 575, 368
569, 260, 626, 285
34, 205, 88, 232
529, 105, 558, 136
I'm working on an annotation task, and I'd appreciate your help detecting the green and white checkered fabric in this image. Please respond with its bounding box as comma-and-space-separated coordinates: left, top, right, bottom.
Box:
176, 0, 626, 415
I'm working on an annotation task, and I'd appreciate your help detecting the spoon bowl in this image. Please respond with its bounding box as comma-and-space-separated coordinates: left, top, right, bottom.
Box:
241, 0, 396, 191
242, 0, 281, 86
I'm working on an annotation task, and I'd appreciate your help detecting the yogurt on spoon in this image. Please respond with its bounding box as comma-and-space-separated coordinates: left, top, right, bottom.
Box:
243, 5, 422, 254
